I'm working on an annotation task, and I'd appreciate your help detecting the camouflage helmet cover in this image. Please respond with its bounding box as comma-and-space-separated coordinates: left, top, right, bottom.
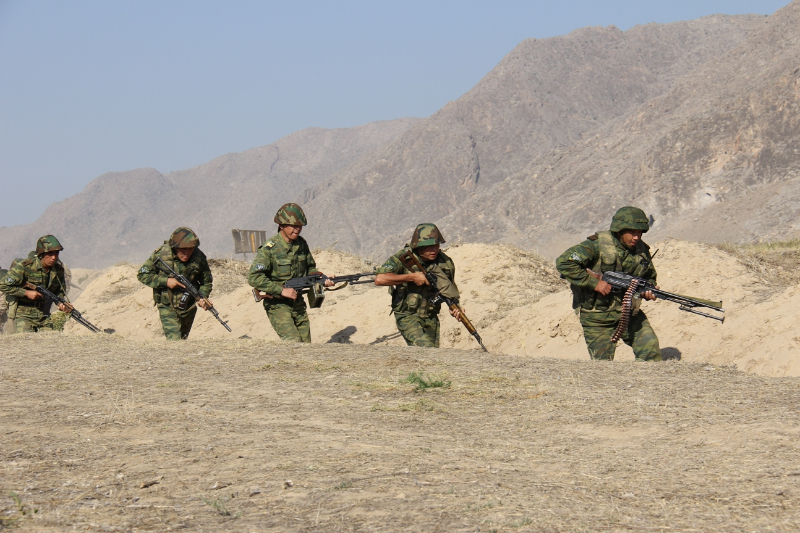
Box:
610, 206, 650, 233
36, 235, 64, 255
169, 227, 200, 248
274, 203, 307, 226
410, 223, 446, 248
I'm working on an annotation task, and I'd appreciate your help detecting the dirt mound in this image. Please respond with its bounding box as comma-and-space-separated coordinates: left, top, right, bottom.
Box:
65, 241, 800, 377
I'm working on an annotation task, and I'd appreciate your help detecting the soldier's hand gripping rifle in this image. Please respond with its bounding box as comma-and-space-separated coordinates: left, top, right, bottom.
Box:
598, 270, 725, 322
153, 257, 232, 332
23, 281, 103, 333
397, 250, 488, 352
252, 272, 377, 308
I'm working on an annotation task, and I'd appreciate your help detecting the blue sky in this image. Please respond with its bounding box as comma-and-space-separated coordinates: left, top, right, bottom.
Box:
0, 0, 789, 227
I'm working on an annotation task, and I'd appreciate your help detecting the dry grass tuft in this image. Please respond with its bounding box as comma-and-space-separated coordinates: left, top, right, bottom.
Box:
714, 240, 800, 288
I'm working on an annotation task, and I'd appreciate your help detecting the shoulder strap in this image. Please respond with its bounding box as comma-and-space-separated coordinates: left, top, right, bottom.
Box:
594, 231, 621, 272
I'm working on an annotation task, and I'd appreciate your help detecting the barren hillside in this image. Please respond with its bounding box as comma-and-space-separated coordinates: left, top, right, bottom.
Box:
442, 1, 800, 257
302, 14, 766, 256
0, 119, 416, 268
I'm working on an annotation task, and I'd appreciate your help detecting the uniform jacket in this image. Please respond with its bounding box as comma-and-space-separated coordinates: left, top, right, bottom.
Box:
556, 230, 657, 316
0, 254, 68, 319
247, 234, 320, 299
137, 243, 213, 314
377, 247, 459, 318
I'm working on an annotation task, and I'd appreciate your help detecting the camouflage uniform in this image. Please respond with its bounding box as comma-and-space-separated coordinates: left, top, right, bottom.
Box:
0, 238, 69, 333
376, 224, 459, 348
137, 229, 213, 340
0, 267, 8, 334
556, 207, 661, 361
248, 234, 320, 343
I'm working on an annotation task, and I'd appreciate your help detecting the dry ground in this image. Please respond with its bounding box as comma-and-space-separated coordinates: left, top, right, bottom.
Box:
2, 334, 800, 532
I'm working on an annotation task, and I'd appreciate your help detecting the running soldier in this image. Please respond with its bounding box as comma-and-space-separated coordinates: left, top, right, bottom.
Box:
247, 203, 334, 342
0, 236, 73, 333
374, 223, 461, 348
556, 206, 661, 361
137, 228, 213, 340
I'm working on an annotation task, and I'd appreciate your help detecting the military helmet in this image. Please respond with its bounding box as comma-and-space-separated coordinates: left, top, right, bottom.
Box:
169, 227, 200, 248
274, 203, 307, 226
36, 235, 64, 255
410, 223, 446, 249
610, 206, 649, 233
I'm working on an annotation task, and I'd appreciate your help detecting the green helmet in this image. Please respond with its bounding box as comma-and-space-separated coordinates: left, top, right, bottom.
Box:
410, 223, 446, 248
36, 235, 64, 255
274, 203, 307, 226
610, 206, 649, 233
169, 227, 200, 248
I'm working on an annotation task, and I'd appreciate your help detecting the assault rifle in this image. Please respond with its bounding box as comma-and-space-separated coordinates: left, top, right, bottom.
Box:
153, 257, 232, 332
397, 250, 487, 352
24, 281, 103, 333
252, 272, 376, 308
596, 270, 725, 322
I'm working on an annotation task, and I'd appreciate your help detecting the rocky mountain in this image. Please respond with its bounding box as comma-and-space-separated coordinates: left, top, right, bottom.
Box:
439, 1, 800, 257
300, 13, 768, 256
0, 119, 416, 268
3, 3, 797, 269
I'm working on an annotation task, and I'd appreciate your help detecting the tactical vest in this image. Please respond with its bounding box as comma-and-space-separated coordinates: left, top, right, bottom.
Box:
15, 257, 66, 316
151, 243, 207, 311
576, 231, 651, 313
390, 248, 457, 319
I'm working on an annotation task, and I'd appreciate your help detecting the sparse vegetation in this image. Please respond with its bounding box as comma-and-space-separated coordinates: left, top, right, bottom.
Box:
401, 371, 450, 392
202, 496, 231, 516
49, 311, 68, 331
714, 240, 800, 287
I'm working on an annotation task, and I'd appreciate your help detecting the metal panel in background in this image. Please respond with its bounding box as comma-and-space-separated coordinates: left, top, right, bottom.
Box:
231, 229, 268, 255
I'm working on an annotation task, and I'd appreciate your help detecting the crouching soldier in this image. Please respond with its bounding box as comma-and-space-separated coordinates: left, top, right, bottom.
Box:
247, 203, 334, 342
0, 236, 73, 333
556, 206, 661, 361
374, 224, 461, 348
137, 227, 213, 340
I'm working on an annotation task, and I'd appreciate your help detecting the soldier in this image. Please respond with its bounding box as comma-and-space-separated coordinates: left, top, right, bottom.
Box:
0, 265, 7, 334
247, 203, 334, 342
556, 206, 661, 361
374, 223, 461, 348
137, 227, 213, 340
0, 236, 73, 333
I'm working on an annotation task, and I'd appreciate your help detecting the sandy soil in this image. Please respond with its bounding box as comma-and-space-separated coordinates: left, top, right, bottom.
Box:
62, 240, 800, 377
2, 335, 800, 531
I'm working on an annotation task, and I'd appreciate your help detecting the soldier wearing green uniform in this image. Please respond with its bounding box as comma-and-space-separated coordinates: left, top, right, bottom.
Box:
137, 228, 214, 340
556, 206, 662, 361
0, 265, 8, 334
375, 223, 462, 348
248, 203, 334, 342
0, 236, 73, 333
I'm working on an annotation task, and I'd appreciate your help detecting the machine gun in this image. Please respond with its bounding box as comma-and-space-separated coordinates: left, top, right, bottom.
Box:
24, 281, 103, 333
252, 272, 376, 308
598, 270, 725, 322
153, 257, 232, 332
397, 250, 487, 352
